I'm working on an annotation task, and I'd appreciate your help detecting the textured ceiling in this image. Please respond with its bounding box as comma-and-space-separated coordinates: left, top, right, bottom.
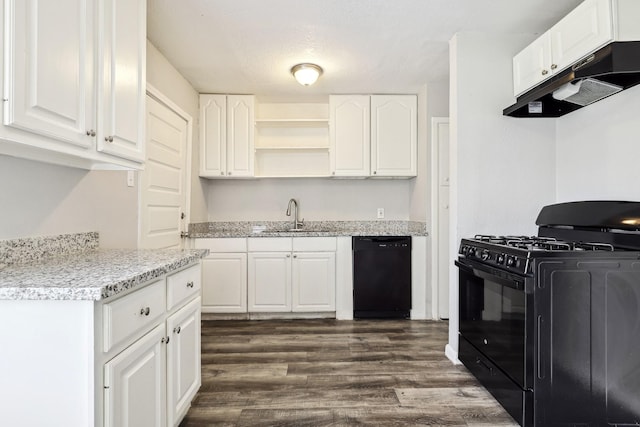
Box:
147, 0, 583, 96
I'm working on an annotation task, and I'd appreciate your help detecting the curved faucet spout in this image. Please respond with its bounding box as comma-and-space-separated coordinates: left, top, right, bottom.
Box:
286, 198, 304, 230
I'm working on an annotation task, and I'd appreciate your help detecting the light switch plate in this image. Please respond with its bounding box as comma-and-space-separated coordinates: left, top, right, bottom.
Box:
377, 208, 385, 219
127, 170, 135, 187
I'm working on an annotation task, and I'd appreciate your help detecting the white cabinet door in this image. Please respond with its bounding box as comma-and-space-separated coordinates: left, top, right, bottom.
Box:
226, 95, 255, 177
199, 94, 226, 176
513, 33, 552, 96
3, 0, 94, 148
167, 297, 201, 427
292, 252, 336, 312
329, 95, 370, 177
248, 252, 291, 312
550, 0, 612, 72
200, 94, 254, 178
201, 253, 248, 313
104, 324, 166, 427
371, 95, 417, 177
96, 0, 146, 162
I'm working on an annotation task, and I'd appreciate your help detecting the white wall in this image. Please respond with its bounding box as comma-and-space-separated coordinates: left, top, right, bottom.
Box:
146, 41, 208, 223
206, 178, 411, 221
447, 32, 557, 359
556, 84, 640, 201
0, 156, 138, 248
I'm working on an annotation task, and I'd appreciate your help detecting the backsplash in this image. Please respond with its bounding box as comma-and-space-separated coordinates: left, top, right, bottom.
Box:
0, 232, 99, 266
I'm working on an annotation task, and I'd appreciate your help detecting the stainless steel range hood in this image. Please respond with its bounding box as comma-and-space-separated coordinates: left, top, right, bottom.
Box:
503, 42, 640, 118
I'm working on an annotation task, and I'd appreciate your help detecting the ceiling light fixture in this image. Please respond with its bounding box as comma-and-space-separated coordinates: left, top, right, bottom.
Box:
291, 63, 323, 86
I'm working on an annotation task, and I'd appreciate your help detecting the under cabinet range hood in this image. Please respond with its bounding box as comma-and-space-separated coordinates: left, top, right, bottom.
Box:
504, 42, 640, 118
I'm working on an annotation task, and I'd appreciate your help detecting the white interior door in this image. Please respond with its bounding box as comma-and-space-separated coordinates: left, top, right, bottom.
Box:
139, 94, 188, 249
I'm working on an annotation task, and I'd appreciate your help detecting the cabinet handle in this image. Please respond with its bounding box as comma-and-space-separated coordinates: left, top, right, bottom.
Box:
165, 336, 170, 344
373, 171, 377, 175
86, 129, 96, 137
228, 171, 232, 176
220, 171, 224, 176
332, 171, 335, 175
161, 337, 165, 343
550, 63, 558, 70
105, 136, 114, 142
186, 281, 194, 288
541, 69, 549, 76
140, 307, 150, 316
173, 326, 181, 334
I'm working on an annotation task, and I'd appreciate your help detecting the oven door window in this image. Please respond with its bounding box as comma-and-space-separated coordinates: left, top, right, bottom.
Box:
459, 266, 526, 387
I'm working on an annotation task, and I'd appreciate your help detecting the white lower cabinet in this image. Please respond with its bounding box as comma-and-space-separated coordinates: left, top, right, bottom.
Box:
248, 251, 292, 312
247, 237, 336, 313
292, 252, 336, 312
167, 297, 202, 426
102, 263, 202, 427
195, 238, 248, 313
104, 324, 167, 427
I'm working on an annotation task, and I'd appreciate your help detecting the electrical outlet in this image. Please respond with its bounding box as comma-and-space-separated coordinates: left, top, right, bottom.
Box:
377, 208, 385, 219
127, 170, 135, 187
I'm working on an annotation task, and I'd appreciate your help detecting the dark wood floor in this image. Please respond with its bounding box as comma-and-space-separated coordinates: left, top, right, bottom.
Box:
180, 319, 518, 426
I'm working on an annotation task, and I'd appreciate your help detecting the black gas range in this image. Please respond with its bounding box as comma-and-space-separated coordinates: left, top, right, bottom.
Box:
456, 201, 640, 427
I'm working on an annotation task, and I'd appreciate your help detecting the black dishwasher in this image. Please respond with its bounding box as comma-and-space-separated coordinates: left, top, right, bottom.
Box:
353, 236, 411, 319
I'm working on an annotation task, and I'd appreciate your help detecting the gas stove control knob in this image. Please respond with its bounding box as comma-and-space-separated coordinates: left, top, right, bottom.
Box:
506, 256, 515, 267
496, 254, 505, 264
461, 246, 469, 255
481, 250, 490, 261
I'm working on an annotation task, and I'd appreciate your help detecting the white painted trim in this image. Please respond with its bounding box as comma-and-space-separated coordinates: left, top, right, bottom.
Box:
430, 117, 449, 320
445, 343, 461, 365
143, 84, 194, 248
335, 236, 353, 320
410, 236, 427, 319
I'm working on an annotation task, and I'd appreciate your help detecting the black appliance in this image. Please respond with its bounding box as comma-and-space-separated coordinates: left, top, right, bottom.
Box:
456, 201, 640, 427
353, 236, 411, 319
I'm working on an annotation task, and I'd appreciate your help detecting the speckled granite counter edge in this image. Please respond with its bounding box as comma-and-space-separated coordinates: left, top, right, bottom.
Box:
0, 232, 99, 267
188, 220, 428, 238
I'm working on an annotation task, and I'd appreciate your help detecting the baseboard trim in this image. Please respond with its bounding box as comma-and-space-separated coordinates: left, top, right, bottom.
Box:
445, 343, 461, 365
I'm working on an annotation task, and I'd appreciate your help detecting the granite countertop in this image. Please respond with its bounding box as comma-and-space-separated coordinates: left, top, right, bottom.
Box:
189, 220, 428, 238
0, 248, 209, 301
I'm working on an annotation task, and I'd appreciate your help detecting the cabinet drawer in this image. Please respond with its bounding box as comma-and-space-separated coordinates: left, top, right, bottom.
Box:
103, 279, 166, 353
293, 237, 337, 252
194, 238, 247, 252
167, 264, 201, 311
248, 237, 293, 252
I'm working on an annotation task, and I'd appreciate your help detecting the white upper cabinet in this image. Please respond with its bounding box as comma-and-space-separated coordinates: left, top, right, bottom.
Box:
2, 0, 146, 168
200, 94, 254, 178
96, 0, 146, 162
3, 0, 94, 148
371, 95, 417, 177
329, 95, 370, 177
511, 0, 640, 96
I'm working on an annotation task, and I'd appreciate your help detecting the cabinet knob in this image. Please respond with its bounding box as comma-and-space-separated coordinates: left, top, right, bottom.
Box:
105, 136, 114, 142
373, 171, 377, 175
286, 254, 291, 258
228, 171, 232, 176
220, 171, 224, 176
165, 336, 170, 344
186, 281, 194, 288
550, 63, 558, 70
332, 171, 335, 175
86, 129, 96, 137
173, 326, 181, 334
541, 69, 549, 76
293, 254, 297, 258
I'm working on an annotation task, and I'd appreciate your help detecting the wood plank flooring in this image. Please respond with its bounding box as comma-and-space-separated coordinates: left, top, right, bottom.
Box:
180, 319, 518, 426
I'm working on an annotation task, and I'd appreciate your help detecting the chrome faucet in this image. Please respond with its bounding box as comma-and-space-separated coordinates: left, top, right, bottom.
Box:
286, 198, 304, 230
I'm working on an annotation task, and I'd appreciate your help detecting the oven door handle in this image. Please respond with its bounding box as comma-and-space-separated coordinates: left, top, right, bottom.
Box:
455, 259, 525, 290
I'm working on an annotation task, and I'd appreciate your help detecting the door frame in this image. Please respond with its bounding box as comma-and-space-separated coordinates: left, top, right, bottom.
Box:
430, 117, 449, 320
139, 84, 194, 248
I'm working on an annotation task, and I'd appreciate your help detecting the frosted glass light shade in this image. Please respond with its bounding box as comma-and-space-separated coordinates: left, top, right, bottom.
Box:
291, 63, 323, 86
